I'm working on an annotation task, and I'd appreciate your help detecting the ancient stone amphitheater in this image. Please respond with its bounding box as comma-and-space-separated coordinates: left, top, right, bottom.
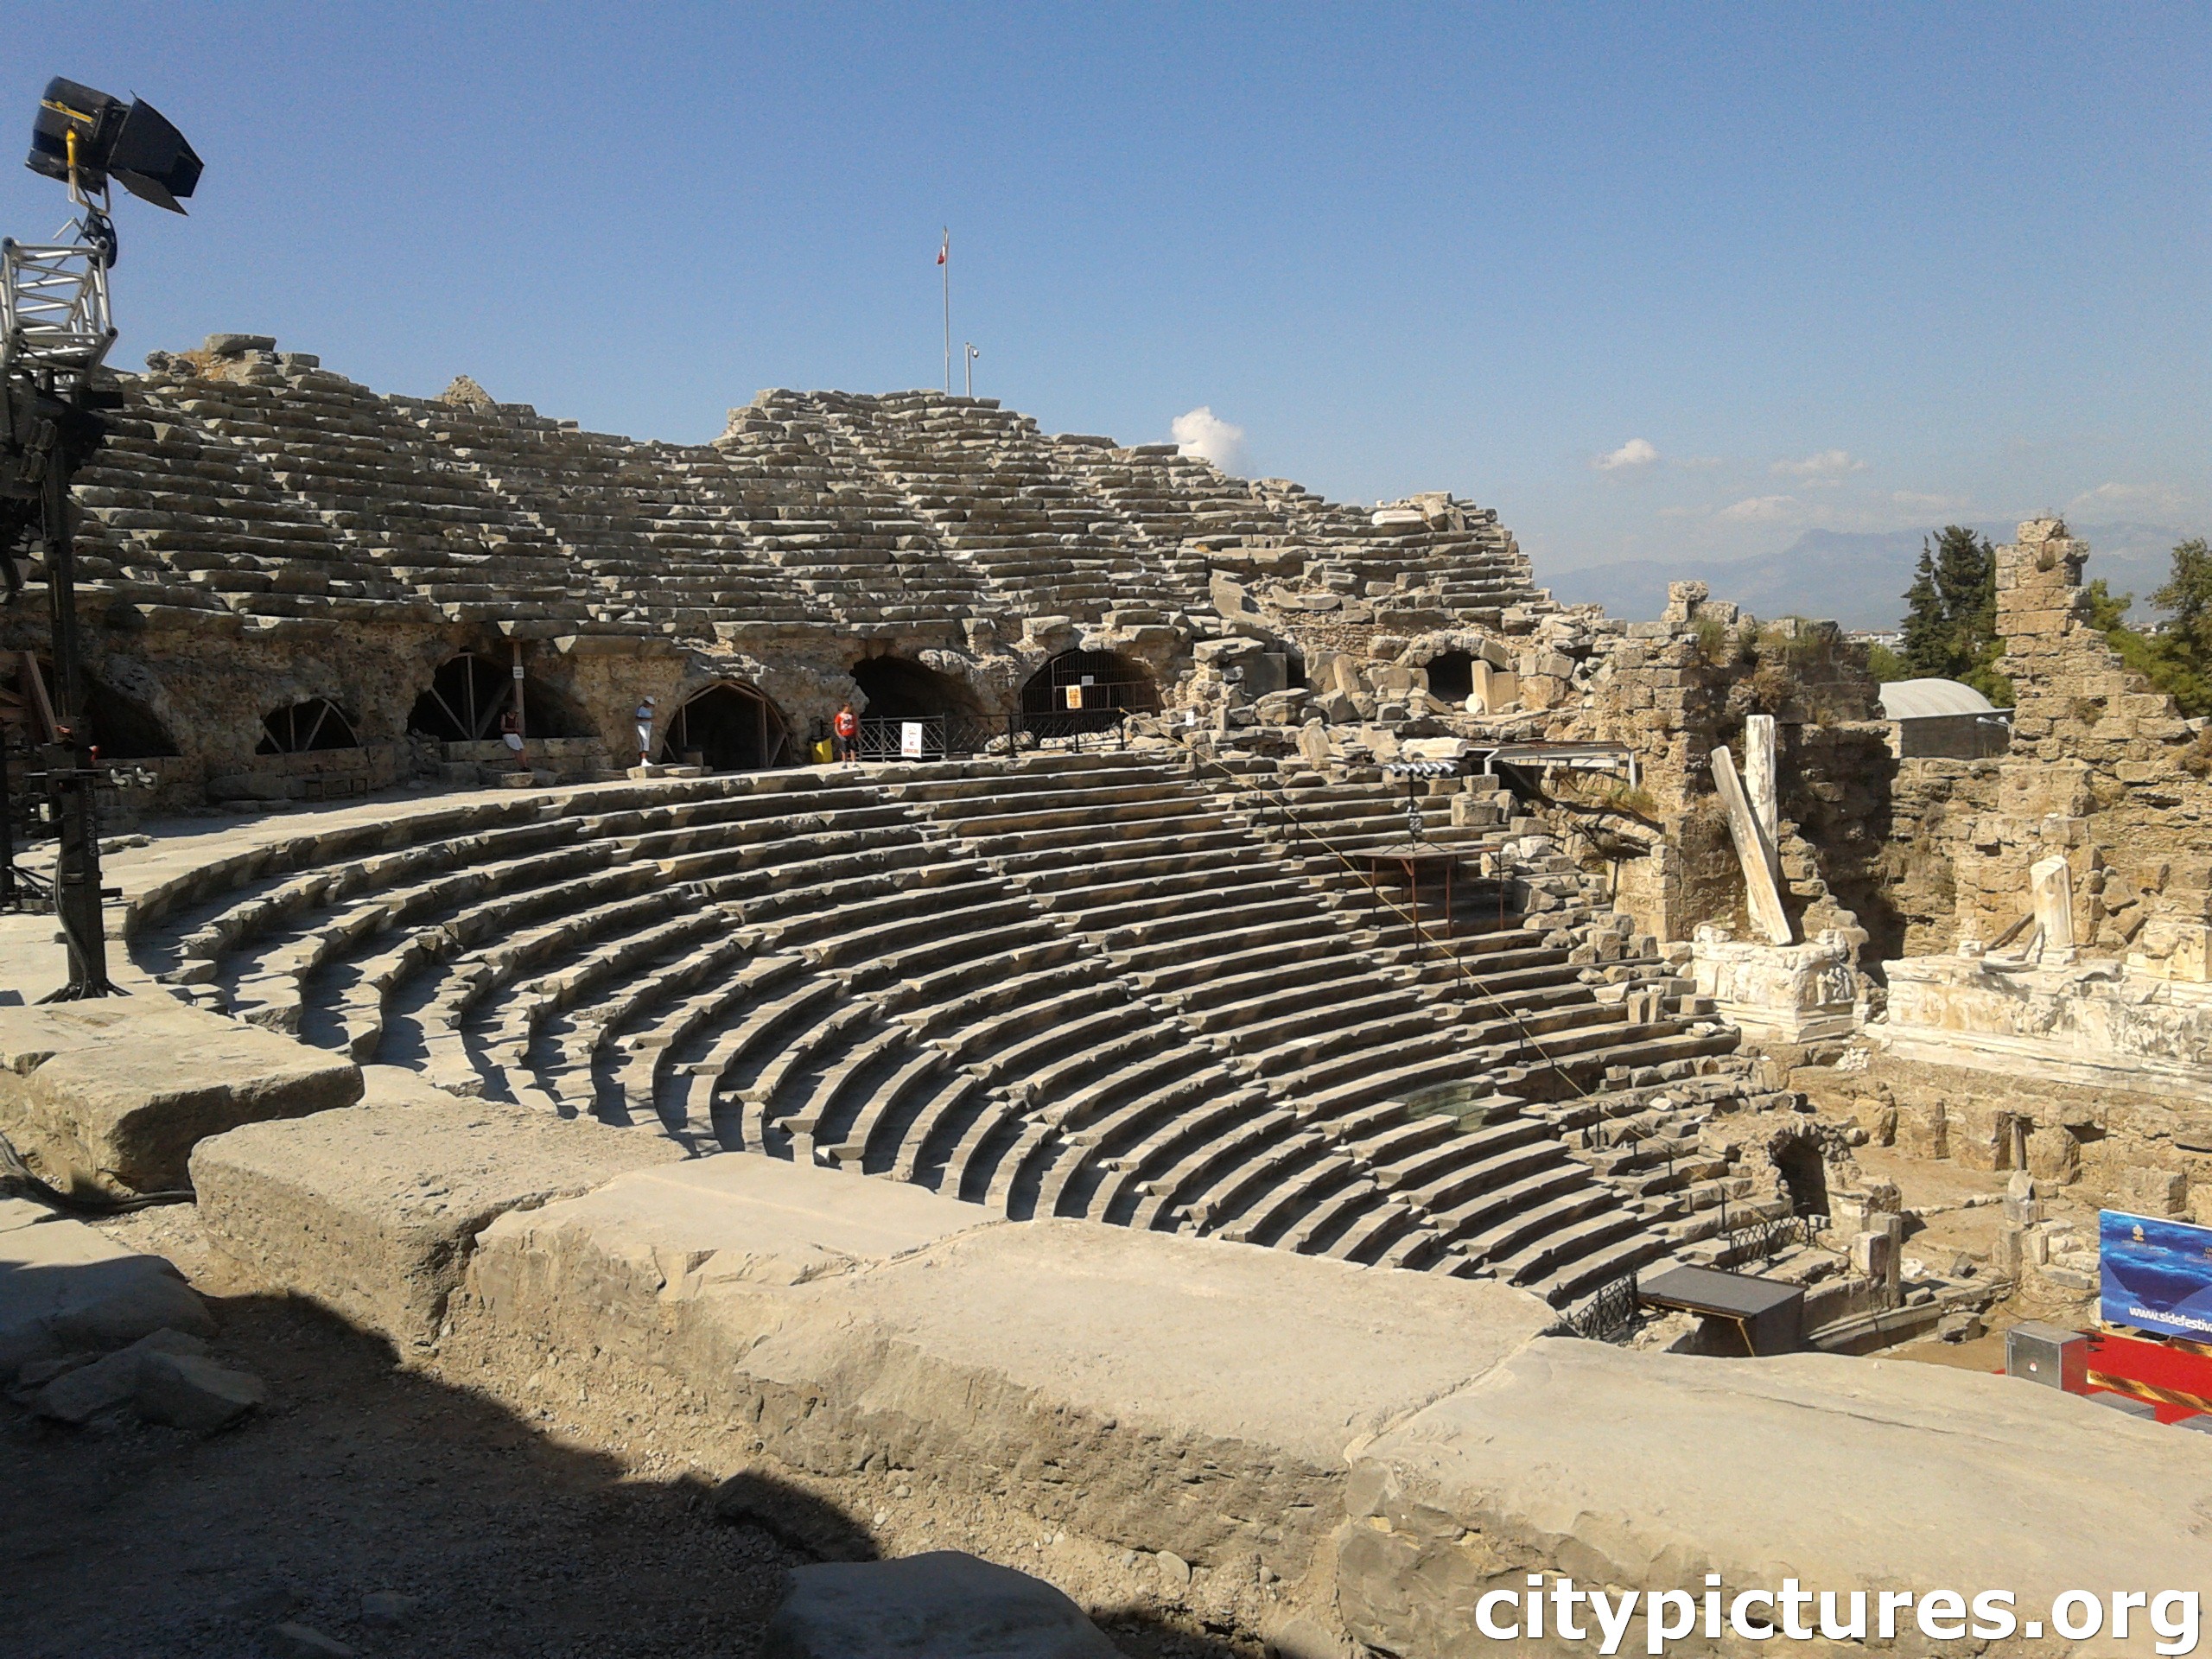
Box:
10, 340, 2210, 1656
61, 338, 1539, 797
0, 334, 1786, 1320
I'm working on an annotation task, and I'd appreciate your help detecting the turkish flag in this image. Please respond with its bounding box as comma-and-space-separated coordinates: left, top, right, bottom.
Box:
938, 235, 948, 265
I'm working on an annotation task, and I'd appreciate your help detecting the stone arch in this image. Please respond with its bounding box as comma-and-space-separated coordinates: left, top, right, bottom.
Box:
256, 698, 359, 755
1020, 649, 1162, 715
1395, 629, 1510, 673
1395, 629, 1515, 711
83, 676, 180, 759
1423, 650, 1475, 702
409, 650, 585, 742
658, 681, 792, 772
0, 657, 179, 759
850, 654, 988, 720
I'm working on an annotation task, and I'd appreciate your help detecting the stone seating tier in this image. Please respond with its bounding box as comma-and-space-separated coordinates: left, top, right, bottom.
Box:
67, 358, 1549, 638
128, 753, 1757, 1306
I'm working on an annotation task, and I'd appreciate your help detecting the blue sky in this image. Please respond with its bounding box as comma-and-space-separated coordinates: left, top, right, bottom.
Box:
4, 3, 2204, 576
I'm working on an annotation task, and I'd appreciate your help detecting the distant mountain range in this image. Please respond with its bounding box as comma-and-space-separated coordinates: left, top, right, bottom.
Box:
1539, 521, 2202, 630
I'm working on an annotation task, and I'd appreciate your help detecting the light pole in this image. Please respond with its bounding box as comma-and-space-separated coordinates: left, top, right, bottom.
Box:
964, 341, 977, 398
2, 79, 200, 998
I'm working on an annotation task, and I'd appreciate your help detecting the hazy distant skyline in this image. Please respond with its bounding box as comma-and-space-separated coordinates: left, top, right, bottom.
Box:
3, 3, 2202, 583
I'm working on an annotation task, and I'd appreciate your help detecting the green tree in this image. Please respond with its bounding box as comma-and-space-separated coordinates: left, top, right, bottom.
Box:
2080, 541, 2212, 718
2083, 575, 2133, 634
1865, 642, 1910, 683
2154, 537, 2212, 658
1897, 525, 2008, 702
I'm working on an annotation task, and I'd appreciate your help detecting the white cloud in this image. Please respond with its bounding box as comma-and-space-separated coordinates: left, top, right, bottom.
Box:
1593, 437, 1658, 472
1716, 494, 1798, 523
1770, 448, 1868, 482
1891, 490, 1975, 513
2069, 480, 2188, 516
1172, 406, 1247, 474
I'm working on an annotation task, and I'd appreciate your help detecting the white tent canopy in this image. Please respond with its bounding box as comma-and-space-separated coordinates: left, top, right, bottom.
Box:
1878, 677, 2002, 721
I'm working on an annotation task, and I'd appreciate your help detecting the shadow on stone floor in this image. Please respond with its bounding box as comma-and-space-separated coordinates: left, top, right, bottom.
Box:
3, 1271, 1264, 1659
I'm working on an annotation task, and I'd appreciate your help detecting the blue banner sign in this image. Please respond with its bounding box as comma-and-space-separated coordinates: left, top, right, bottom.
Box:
2100, 1210, 2212, 1339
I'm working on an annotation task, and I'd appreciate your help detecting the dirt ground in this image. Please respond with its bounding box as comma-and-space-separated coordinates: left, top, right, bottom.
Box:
3, 1209, 1237, 1659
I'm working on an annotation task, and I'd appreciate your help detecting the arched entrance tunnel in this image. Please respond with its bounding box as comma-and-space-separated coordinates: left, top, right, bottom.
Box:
0, 659, 179, 759
1020, 649, 1161, 715
409, 653, 512, 742
257, 699, 359, 755
850, 656, 984, 720
660, 683, 790, 772
409, 652, 584, 742
1775, 1138, 1832, 1217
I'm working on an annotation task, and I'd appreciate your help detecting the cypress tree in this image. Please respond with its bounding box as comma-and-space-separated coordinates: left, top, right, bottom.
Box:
1897, 525, 1999, 692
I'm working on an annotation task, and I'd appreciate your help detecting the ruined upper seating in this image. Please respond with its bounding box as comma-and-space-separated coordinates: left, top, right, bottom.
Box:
68, 344, 1548, 639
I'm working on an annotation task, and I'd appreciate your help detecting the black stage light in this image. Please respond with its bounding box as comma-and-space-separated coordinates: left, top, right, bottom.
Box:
27, 78, 200, 213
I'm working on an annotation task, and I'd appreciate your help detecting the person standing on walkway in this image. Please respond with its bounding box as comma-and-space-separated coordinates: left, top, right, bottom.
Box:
833, 701, 860, 764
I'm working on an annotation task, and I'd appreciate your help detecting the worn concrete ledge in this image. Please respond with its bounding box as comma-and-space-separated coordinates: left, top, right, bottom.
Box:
0, 1000, 362, 1195
190, 1066, 683, 1345
453, 1153, 1559, 1584
1339, 1337, 2212, 1658
189, 1134, 2212, 1656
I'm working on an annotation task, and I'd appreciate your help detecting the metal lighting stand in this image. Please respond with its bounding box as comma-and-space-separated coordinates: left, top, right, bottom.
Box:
0, 188, 124, 996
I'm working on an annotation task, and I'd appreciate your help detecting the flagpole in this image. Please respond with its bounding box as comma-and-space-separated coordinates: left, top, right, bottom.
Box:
941, 227, 951, 395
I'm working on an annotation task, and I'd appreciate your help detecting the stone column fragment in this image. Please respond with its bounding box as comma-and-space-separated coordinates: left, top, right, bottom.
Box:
2029, 854, 2075, 962
1712, 744, 1793, 945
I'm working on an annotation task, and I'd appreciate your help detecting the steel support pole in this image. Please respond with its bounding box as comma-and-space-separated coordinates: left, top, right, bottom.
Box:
42, 450, 111, 995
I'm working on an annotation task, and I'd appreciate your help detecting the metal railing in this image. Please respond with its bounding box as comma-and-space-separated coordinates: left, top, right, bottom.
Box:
1567, 1270, 1641, 1343
1019, 707, 1129, 748
851, 709, 1128, 761
1715, 1210, 1829, 1264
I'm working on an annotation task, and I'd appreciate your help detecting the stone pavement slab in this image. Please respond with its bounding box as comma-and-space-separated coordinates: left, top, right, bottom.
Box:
1339, 1335, 2212, 1658
0, 1195, 211, 1378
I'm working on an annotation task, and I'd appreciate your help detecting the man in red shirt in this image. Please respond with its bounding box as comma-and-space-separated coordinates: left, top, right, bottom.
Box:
832, 701, 859, 764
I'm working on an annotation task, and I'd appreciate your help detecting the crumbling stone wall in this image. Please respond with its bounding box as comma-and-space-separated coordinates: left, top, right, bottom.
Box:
1887, 519, 2212, 956
1529, 583, 1883, 950
1803, 1055, 2212, 1226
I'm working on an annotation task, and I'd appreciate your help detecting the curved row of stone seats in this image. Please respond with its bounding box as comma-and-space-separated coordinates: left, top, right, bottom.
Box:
121, 759, 1700, 1295
1164, 755, 1729, 1296
73, 383, 429, 621
803, 395, 1185, 620
711, 397, 1001, 620
130, 797, 560, 963
149, 367, 581, 623
900, 757, 1547, 1269
541, 775, 1252, 1225
221, 831, 613, 1037
440, 781, 1025, 1185
154, 766, 1414, 1262
83, 355, 1551, 634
